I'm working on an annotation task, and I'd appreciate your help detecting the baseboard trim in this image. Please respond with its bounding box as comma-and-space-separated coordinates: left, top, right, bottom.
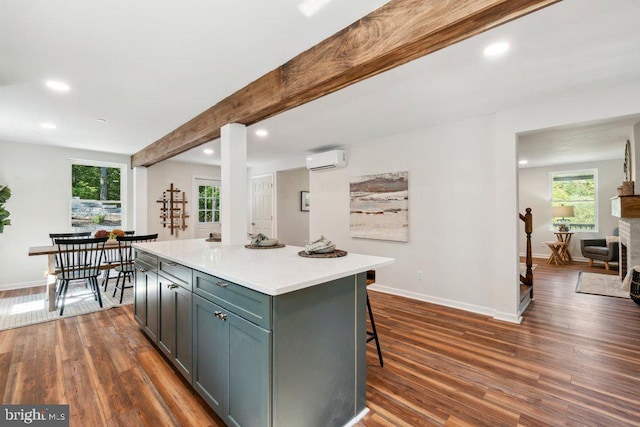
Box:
367, 284, 521, 324
520, 252, 593, 264
344, 408, 369, 427
0, 280, 44, 291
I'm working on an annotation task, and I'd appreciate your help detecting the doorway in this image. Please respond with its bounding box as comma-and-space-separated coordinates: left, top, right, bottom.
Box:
251, 174, 274, 237
192, 177, 221, 239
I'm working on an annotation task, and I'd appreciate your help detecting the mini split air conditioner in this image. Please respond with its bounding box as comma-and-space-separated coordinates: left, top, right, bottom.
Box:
306, 150, 347, 171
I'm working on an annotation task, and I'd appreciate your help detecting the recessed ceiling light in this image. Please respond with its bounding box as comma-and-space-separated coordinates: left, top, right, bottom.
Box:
519, 159, 528, 165
203, 148, 214, 155
298, 0, 333, 17
255, 129, 268, 137
40, 122, 57, 129
483, 42, 510, 57
45, 80, 70, 92
96, 118, 106, 123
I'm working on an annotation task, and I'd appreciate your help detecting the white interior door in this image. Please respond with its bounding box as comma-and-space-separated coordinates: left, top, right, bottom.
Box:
251, 174, 273, 236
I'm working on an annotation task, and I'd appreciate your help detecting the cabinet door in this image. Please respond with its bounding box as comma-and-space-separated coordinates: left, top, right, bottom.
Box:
158, 276, 176, 359
227, 311, 271, 427
174, 285, 193, 383
193, 294, 228, 415
134, 264, 147, 327
144, 271, 159, 343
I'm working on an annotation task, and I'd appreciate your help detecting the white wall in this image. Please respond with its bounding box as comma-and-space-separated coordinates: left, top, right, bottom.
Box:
311, 115, 499, 317
146, 160, 221, 241
0, 141, 133, 288
518, 159, 623, 259
276, 168, 309, 246
311, 80, 640, 323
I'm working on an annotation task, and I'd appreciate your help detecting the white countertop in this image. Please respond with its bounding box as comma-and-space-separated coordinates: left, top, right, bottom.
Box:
133, 239, 394, 296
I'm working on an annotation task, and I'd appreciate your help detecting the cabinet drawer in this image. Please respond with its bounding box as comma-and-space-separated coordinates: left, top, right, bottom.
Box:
159, 258, 192, 290
134, 258, 156, 273
135, 250, 158, 269
193, 271, 271, 329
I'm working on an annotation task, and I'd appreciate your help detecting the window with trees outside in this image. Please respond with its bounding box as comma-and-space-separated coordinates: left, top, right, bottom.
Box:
71, 161, 126, 232
199, 184, 220, 223
550, 170, 597, 231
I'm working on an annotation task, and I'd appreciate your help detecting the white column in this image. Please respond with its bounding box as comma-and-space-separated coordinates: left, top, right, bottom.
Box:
221, 123, 248, 245
133, 166, 148, 235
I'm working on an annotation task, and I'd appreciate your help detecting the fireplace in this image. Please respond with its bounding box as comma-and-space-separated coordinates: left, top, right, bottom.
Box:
621, 243, 628, 280
618, 219, 640, 280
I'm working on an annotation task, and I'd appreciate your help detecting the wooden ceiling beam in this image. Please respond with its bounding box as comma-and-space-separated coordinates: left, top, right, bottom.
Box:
132, 0, 559, 167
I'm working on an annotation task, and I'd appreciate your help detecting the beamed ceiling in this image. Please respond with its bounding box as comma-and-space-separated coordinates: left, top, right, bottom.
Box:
131, 0, 559, 167
2, 0, 640, 168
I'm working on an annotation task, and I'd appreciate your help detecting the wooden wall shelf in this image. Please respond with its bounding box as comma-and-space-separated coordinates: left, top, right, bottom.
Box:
157, 183, 189, 236
611, 195, 640, 218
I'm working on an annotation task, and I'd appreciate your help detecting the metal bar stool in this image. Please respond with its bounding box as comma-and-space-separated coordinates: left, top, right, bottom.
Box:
366, 289, 383, 367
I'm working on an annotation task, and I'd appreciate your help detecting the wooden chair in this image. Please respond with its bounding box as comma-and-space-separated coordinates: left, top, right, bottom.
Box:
54, 236, 108, 315
50, 231, 92, 289
102, 230, 136, 291
49, 231, 92, 244
112, 234, 158, 303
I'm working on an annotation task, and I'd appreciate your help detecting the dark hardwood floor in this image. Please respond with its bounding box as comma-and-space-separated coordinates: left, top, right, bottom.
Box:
1, 259, 639, 426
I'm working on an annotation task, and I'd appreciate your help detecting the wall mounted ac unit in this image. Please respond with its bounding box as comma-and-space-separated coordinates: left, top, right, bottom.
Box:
306, 150, 347, 171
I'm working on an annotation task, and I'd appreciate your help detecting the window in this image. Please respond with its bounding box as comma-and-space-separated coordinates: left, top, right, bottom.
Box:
550, 170, 597, 231
70, 160, 126, 232
198, 183, 220, 223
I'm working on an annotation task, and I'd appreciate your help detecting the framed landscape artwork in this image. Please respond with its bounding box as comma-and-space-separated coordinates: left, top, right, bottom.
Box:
350, 171, 408, 242
300, 191, 310, 211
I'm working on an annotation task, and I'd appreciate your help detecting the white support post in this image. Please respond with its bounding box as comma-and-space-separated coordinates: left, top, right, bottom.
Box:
133, 166, 148, 235
221, 123, 248, 245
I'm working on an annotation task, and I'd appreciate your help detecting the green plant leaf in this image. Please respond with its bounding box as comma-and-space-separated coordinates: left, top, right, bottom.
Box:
0, 185, 11, 234
0, 186, 10, 203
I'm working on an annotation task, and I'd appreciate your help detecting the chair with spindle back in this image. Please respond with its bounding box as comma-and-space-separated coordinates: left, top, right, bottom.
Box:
50, 231, 92, 288
49, 231, 92, 244
112, 233, 158, 303
102, 230, 136, 291
54, 236, 108, 315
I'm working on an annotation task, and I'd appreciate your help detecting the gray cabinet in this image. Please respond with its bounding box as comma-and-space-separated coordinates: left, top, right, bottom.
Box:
134, 251, 158, 342
134, 251, 367, 427
158, 259, 193, 383
193, 294, 271, 427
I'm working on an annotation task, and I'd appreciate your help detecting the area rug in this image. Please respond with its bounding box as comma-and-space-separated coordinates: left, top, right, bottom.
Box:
576, 272, 630, 299
0, 282, 133, 331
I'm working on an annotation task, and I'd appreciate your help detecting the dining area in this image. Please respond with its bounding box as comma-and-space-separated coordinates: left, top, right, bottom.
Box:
28, 230, 157, 315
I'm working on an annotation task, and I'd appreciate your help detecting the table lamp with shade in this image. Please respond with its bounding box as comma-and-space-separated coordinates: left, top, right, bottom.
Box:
552, 205, 575, 232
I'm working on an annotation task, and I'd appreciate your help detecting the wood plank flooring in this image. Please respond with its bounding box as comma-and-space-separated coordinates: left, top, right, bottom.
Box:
1, 260, 639, 426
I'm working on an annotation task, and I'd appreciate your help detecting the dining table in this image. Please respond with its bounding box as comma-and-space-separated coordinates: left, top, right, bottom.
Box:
28, 239, 121, 311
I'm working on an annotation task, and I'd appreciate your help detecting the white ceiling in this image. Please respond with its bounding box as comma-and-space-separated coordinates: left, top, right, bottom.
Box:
2, 0, 640, 168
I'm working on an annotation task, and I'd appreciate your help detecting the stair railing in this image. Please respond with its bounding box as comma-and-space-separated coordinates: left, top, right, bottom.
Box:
519, 207, 533, 290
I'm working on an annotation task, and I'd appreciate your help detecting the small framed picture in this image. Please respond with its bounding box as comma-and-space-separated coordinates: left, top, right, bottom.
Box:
301, 191, 310, 211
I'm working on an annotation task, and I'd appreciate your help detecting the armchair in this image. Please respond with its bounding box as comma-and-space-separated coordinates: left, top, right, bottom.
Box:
580, 228, 619, 271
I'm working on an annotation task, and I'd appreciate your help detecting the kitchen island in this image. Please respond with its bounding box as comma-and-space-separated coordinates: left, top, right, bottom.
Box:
132, 238, 394, 427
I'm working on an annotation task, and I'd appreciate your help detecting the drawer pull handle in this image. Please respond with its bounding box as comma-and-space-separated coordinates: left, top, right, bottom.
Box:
167, 261, 178, 266
214, 311, 227, 321
139, 268, 147, 273
215, 281, 228, 288
167, 284, 179, 290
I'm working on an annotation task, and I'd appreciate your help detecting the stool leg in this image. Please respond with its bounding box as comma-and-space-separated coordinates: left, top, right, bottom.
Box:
366, 291, 384, 367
